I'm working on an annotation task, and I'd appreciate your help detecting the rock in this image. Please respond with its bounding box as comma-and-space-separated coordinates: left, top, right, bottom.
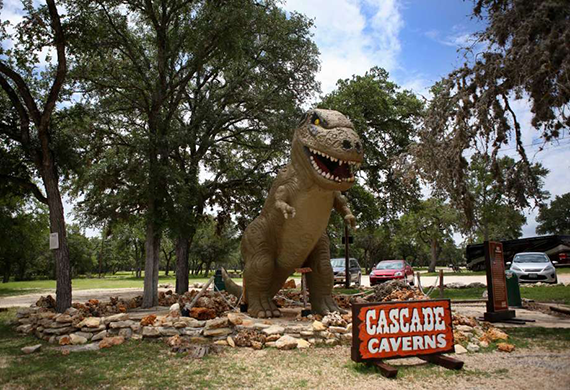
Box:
189, 336, 209, 344
119, 328, 133, 339
81, 325, 106, 333
131, 334, 143, 340
325, 339, 337, 346
65, 307, 79, 316
140, 315, 157, 326
262, 325, 285, 336
227, 313, 244, 326
322, 312, 347, 327
312, 321, 326, 332
275, 335, 299, 350
16, 308, 35, 318
16, 324, 33, 334
456, 325, 473, 332
480, 340, 489, 348
55, 314, 73, 323
189, 307, 217, 320
170, 303, 180, 312
482, 290, 489, 298
173, 321, 187, 328
205, 318, 229, 330
103, 313, 129, 324
78, 317, 102, 328
266, 341, 276, 348
92, 330, 107, 341
109, 320, 136, 329
328, 326, 347, 334
346, 323, 353, 333
454, 344, 468, 354
99, 336, 125, 349
74, 331, 93, 340
497, 343, 515, 352
250, 340, 263, 350
253, 323, 270, 330
467, 343, 480, 352
59, 336, 72, 345
282, 279, 296, 289
214, 340, 228, 346
182, 328, 203, 337
485, 328, 508, 342
21, 344, 42, 354
178, 317, 205, 328
203, 327, 232, 337
266, 334, 281, 342
60, 343, 100, 353
48, 336, 56, 344
142, 327, 160, 338
300, 331, 314, 338
70, 333, 88, 345
158, 327, 180, 337
297, 339, 310, 349
227, 336, 236, 348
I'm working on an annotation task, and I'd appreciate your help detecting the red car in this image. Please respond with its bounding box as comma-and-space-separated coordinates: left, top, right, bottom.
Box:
369, 260, 414, 286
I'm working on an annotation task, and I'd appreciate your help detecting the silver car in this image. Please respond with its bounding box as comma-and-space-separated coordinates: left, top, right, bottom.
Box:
507, 252, 558, 284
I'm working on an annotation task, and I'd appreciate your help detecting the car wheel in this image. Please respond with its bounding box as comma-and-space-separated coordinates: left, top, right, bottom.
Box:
355, 274, 361, 287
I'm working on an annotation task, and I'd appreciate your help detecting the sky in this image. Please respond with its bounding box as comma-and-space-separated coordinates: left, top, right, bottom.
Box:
1, 0, 569, 239
282, 0, 570, 238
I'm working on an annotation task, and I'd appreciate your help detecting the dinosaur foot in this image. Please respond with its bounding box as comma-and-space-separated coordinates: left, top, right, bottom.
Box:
310, 294, 347, 316
247, 296, 281, 318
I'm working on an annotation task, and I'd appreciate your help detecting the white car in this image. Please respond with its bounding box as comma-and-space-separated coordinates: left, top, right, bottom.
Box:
507, 252, 558, 284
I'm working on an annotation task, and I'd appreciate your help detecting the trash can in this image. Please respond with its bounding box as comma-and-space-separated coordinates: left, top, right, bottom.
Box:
505, 270, 522, 307
214, 269, 225, 291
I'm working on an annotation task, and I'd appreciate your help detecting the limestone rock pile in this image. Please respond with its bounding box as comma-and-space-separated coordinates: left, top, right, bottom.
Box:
367, 280, 426, 302
178, 290, 237, 316
452, 313, 513, 353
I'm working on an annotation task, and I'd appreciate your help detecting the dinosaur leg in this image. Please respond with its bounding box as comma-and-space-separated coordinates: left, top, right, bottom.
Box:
243, 251, 282, 318
305, 233, 346, 315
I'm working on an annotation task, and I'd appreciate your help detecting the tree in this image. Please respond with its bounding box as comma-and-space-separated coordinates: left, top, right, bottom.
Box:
69, 0, 319, 303
536, 193, 570, 235
0, 0, 72, 311
463, 154, 548, 242
398, 198, 458, 272
318, 67, 424, 224
408, 0, 569, 225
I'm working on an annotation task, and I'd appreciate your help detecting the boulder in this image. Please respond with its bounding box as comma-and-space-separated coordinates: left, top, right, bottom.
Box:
109, 320, 136, 329
119, 328, 133, 339
21, 344, 42, 354
182, 328, 203, 337
99, 336, 125, 349
297, 339, 310, 349
467, 343, 480, 352
227, 336, 236, 348
92, 330, 107, 341
262, 325, 285, 336
312, 321, 326, 332
74, 331, 93, 340
158, 327, 179, 337
44, 327, 73, 335
59, 336, 71, 345
251, 340, 263, 350
78, 317, 102, 328
16, 324, 33, 334
140, 315, 157, 327
328, 326, 347, 334
205, 318, 229, 330
103, 313, 129, 324
142, 327, 160, 338
203, 328, 232, 337
275, 335, 299, 350
70, 333, 88, 345
55, 314, 73, 323
497, 343, 515, 353
454, 344, 468, 355
227, 313, 244, 326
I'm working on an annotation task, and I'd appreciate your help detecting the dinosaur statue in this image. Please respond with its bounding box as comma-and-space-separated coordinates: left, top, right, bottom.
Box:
225, 109, 363, 318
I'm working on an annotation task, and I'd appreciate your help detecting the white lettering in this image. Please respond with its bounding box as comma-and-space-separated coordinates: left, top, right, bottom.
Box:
401, 336, 412, 351
410, 308, 423, 332
376, 310, 389, 334
399, 308, 410, 332
379, 338, 390, 353
368, 338, 379, 353
389, 308, 400, 334
412, 335, 424, 350
424, 334, 436, 349
436, 333, 447, 348
366, 309, 377, 335
434, 307, 445, 331
389, 337, 401, 351
422, 307, 434, 331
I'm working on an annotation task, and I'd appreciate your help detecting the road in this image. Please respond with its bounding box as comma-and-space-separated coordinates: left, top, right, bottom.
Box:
1, 273, 569, 308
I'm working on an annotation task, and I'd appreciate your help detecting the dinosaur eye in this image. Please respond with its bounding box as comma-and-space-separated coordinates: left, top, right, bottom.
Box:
311, 113, 321, 126
314, 118, 320, 125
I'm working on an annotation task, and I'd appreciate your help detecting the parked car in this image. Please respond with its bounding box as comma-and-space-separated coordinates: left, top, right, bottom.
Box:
507, 252, 558, 284
331, 257, 361, 287
370, 260, 414, 286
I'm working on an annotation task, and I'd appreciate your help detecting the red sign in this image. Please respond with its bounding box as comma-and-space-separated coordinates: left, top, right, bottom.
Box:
351, 300, 455, 361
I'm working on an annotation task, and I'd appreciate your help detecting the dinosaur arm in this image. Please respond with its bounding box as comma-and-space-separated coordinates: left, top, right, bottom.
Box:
275, 184, 296, 219
334, 191, 356, 228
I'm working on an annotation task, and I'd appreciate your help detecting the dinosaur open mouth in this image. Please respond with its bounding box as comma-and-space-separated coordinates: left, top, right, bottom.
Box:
304, 147, 360, 182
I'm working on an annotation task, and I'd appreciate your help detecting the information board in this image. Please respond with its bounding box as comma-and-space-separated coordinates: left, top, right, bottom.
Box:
484, 241, 515, 322
351, 299, 455, 362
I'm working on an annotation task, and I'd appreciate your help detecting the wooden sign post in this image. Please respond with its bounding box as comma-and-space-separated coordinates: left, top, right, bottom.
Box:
351, 299, 463, 378
483, 241, 516, 322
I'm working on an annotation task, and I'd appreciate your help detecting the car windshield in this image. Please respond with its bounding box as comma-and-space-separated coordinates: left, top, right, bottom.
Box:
514, 254, 549, 263
375, 261, 403, 270
331, 258, 347, 268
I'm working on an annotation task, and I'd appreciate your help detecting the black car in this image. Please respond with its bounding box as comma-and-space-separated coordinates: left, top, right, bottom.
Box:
331, 257, 361, 287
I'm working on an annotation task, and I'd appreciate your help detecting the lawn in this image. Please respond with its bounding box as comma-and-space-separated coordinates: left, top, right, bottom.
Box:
0, 272, 213, 298
428, 284, 570, 305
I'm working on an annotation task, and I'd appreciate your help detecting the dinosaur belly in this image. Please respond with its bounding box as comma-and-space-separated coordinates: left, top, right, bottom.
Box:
277, 190, 334, 269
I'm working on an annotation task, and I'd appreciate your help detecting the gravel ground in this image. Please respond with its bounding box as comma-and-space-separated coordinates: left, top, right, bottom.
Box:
215, 345, 570, 390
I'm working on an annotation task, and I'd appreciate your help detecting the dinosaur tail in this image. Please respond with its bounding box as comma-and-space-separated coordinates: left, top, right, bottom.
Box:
221, 267, 243, 299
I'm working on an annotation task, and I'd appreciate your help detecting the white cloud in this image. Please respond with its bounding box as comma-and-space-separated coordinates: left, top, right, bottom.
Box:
284, 0, 403, 95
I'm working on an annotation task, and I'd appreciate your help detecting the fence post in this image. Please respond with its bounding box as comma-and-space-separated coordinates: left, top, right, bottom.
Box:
439, 269, 444, 298
416, 271, 421, 291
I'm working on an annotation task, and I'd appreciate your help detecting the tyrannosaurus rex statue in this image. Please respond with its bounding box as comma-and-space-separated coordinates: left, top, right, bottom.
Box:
226, 109, 363, 318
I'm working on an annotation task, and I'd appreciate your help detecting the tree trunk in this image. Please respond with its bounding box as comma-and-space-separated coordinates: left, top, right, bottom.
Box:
42, 168, 71, 313
175, 236, 190, 294
428, 238, 439, 273
142, 221, 161, 308
3, 259, 10, 283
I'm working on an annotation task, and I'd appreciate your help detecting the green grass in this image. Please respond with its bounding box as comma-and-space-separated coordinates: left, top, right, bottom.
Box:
422, 270, 487, 277
0, 271, 214, 297
428, 284, 570, 305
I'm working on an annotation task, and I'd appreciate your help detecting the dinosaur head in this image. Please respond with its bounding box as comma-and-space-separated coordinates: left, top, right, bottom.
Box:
292, 109, 363, 191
